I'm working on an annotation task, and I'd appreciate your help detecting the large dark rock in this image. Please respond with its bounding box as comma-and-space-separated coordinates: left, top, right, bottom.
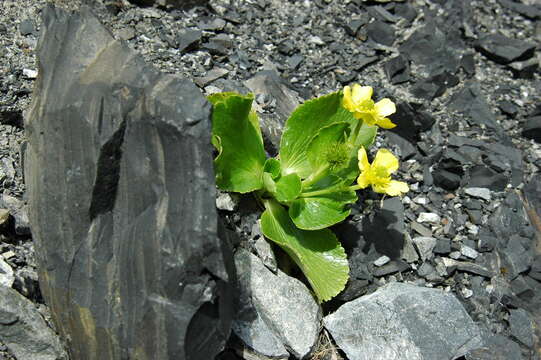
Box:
25, 6, 233, 360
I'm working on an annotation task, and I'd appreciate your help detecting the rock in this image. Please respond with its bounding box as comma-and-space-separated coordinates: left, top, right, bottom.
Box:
0, 195, 30, 236
464, 187, 491, 201
467, 165, 508, 191
367, 20, 395, 46
233, 249, 320, 359
197, 17, 226, 31
522, 116, 541, 143
117, 27, 136, 41
508, 309, 534, 348
374, 255, 391, 267
194, 67, 229, 87
324, 282, 484, 360
412, 236, 437, 261
244, 70, 301, 152
441, 258, 493, 278
399, 23, 460, 75
384, 55, 410, 84
411, 72, 459, 100
508, 56, 539, 78
372, 260, 410, 277
0, 209, 9, 227
498, 0, 541, 19
216, 192, 238, 211
362, 197, 405, 259
417, 212, 441, 224
19, 19, 35, 36
25, 6, 234, 359
22, 69, 38, 79
395, 3, 417, 22
0, 286, 68, 360
466, 332, 523, 360
0, 258, 14, 288
448, 82, 499, 130
433, 169, 461, 191
476, 33, 536, 65
203, 34, 233, 55
176, 29, 202, 53
460, 245, 479, 259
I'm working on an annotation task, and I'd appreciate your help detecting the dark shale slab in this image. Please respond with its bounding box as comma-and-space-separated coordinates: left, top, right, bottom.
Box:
25, 5, 233, 360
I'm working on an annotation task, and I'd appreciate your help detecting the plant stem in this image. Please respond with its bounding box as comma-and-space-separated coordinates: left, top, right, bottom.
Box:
301, 164, 330, 188
300, 184, 362, 198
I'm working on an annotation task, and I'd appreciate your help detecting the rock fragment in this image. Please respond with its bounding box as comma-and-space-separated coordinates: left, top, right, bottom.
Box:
233, 250, 320, 359
324, 282, 483, 360
0, 286, 68, 360
476, 33, 536, 65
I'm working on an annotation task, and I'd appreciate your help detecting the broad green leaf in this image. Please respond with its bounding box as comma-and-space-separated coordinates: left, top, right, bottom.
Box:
307, 122, 350, 172
260, 200, 349, 302
289, 188, 357, 230
279, 92, 358, 179
263, 172, 277, 194
354, 122, 377, 149
263, 158, 281, 179
209, 92, 266, 193
274, 173, 302, 202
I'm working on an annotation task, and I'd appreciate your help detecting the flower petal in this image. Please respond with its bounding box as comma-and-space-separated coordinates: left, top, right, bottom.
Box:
383, 180, 409, 196
357, 147, 370, 172
351, 85, 373, 105
342, 86, 355, 112
359, 112, 376, 126
375, 98, 396, 117
373, 149, 399, 173
375, 117, 397, 129
357, 172, 371, 189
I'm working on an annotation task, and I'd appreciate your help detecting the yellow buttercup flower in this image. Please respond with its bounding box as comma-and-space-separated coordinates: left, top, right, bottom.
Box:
357, 147, 409, 196
343, 84, 397, 129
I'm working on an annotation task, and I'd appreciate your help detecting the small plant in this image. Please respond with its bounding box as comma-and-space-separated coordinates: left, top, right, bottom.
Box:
209, 83, 408, 302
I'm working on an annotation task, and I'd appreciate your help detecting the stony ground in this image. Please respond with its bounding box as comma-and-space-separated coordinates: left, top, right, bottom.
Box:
0, 0, 540, 359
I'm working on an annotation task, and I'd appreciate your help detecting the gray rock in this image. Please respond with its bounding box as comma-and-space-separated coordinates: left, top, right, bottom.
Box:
508, 309, 534, 348
233, 249, 320, 359
0, 258, 14, 288
464, 187, 491, 201
216, 191, 238, 211
244, 70, 301, 152
374, 255, 391, 267
0, 286, 68, 360
0, 195, 30, 236
25, 6, 233, 360
412, 236, 437, 261
460, 245, 479, 259
417, 212, 441, 224
324, 282, 483, 360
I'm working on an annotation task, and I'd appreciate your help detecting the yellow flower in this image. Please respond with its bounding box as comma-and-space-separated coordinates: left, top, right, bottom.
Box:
357, 147, 409, 196
343, 84, 397, 129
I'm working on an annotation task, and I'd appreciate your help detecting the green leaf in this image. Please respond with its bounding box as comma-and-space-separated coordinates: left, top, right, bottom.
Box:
263, 172, 277, 194
263, 158, 281, 179
289, 187, 357, 230
307, 122, 350, 172
260, 200, 349, 302
209, 92, 266, 193
354, 122, 377, 149
274, 173, 302, 202
279, 92, 357, 179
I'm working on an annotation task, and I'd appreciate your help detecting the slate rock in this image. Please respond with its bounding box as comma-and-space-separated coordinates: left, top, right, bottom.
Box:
324, 282, 484, 360
508, 309, 534, 348
464, 187, 491, 201
25, 6, 234, 360
467, 165, 508, 191
0, 286, 68, 360
433, 169, 461, 191
176, 29, 202, 53
522, 116, 541, 143
399, 22, 460, 74
384, 55, 410, 84
466, 333, 523, 360
498, 0, 541, 19
476, 33, 536, 65
203, 34, 233, 56
0, 258, 14, 288
0, 195, 30, 236
244, 70, 301, 153
233, 249, 320, 359
367, 20, 395, 46
388, 102, 435, 143
411, 72, 459, 100
489, 192, 533, 246
395, 3, 417, 22
448, 82, 499, 130
362, 197, 405, 259
19, 19, 36, 36
412, 236, 437, 261
508, 56, 539, 78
